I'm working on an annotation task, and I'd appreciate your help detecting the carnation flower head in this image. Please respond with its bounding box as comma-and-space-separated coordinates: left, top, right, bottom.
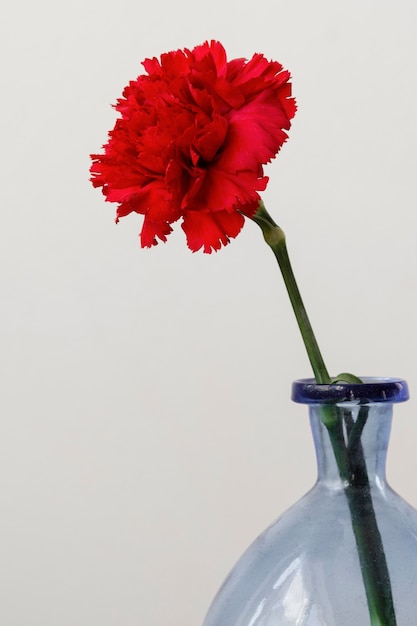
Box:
90, 40, 296, 253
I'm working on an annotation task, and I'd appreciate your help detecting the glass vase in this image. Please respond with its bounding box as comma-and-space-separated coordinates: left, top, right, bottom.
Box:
203, 378, 417, 625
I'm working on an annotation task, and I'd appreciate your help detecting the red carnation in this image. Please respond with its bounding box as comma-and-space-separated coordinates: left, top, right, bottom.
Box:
90, 40, 296, 253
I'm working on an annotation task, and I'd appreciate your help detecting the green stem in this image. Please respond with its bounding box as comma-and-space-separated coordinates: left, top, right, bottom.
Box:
251, 201, 397, 625
251, 202, 330, 384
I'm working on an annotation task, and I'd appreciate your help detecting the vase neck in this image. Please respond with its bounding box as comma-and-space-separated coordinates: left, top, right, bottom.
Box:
309, 402, 393, 490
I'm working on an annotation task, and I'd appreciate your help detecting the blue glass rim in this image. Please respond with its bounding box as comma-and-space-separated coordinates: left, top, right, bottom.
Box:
292, 377, 409, 404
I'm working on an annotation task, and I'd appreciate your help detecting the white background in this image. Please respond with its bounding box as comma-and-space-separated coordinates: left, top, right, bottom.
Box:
2, 1, 417, 624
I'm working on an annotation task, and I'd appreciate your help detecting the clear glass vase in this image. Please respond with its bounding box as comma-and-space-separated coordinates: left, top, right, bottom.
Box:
203, 378, 417, 625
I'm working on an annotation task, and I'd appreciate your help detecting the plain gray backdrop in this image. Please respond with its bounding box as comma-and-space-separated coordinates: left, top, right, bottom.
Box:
2, 0, 417, 624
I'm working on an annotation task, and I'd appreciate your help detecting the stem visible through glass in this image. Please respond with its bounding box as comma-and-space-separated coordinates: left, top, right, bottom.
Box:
251, 202, 397, 625
325, 406, 397, 626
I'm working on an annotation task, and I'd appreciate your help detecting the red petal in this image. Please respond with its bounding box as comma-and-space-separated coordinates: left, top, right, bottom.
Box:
193, 115, 228, 162
191, 166, 264, 213
140, 217, 173, 247
223, 94, 292, 171
181, 209, 244, 253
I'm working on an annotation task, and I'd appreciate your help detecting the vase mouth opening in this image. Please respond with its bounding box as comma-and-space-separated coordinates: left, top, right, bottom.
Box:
291, 377, 409, 404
